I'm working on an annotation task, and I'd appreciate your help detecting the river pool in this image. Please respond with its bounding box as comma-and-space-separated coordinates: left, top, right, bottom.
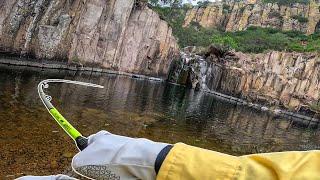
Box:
0, 64, 319, 178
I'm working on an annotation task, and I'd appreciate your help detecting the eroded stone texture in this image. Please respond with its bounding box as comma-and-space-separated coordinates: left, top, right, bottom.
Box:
0, 0, 179, 78
169, 47, 320, 111
184, 0, 320, 35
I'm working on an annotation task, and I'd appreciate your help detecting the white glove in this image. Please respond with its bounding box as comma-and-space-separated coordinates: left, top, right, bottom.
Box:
72, 131, 170, 180
16, 175, 76, 180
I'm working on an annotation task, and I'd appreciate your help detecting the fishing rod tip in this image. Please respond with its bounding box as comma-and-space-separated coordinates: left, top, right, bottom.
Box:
95, 85, 104, 88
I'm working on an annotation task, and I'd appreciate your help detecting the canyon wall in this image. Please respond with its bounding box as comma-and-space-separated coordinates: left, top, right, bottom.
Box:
0, 0, 179, 78
169, 47, 320, 112
184, 0, 320, 35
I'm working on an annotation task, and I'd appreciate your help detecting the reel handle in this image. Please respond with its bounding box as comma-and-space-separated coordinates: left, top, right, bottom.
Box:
75, 136, 89, 151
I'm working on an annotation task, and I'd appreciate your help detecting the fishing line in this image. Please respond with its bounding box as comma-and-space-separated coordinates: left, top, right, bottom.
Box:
38, 79, 104, 151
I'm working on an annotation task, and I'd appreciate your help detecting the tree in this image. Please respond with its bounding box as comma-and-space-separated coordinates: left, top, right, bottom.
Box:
197, 0, 210, 7
149, 0, 183, 7
149, 0, 160, 6
211, 35, 238, 49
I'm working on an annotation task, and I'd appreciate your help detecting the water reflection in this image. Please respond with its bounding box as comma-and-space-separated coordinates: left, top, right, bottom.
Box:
0, 64, 319, 178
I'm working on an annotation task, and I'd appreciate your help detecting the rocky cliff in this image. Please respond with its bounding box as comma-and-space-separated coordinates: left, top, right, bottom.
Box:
169, 46, 320, 112
184, 0, 320, 35
0, 0, 179, 78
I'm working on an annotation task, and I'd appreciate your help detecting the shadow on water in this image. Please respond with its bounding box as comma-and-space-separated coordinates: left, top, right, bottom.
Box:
0, 64, 319, 178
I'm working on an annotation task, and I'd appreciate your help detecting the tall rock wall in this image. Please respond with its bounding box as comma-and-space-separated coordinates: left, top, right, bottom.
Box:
169, 47, 320, 112
0, 0, 179, 78
184, 0, 320, 35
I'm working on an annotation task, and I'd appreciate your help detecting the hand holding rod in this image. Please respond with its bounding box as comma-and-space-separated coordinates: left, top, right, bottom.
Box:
38, 79, 104, 151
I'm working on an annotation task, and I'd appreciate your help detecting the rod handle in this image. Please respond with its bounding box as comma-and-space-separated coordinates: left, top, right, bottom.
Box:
75, 136, 88, 151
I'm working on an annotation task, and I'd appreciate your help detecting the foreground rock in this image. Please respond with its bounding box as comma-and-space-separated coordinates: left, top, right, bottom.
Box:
184, 0, 320, 35
0, 0, 179, 78
169, 46, 320, 113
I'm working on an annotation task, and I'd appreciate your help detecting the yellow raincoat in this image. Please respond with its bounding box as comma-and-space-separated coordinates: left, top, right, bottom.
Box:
157, 143, 320, 180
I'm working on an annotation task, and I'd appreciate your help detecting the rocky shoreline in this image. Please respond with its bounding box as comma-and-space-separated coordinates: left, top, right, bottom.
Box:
203, 88, 320, 128
0, 57, 163, 82
169, 79, 320, 127
168, 46, 320, 125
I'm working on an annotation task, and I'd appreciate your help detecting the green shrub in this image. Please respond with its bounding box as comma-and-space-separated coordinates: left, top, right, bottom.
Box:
197, 0, 210, 7
310, 102, 320, 112
211, 35, 239, 49
71, 56, 81, 63
239, 7, 246, 14
284, 30, 306, 38
287, 43, 305, 52
182, 3, 193, 10
291, 15, 309, 23
269, 11, 281, 18
219, 27, 290, 53
211, 27, 319, 53
190, 21, 202, 29
153, 6, 219, 47
223, 4, 231, 14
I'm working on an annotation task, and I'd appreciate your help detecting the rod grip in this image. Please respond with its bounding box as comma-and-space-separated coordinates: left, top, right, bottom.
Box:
75, 136, 88, 151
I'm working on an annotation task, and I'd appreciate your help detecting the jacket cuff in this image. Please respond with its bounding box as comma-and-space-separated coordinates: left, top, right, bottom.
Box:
155, 145, 173, 174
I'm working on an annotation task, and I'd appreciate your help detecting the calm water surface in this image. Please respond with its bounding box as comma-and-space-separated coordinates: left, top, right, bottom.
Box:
0, 64, 319, 178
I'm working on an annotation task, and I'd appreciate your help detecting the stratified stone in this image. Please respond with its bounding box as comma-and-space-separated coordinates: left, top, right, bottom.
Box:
170, 47, 320, 111
0, 0, 179, 78
184, 0, 320, 35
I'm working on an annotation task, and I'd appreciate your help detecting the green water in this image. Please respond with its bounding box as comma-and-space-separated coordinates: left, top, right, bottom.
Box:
0, 64, 319, 178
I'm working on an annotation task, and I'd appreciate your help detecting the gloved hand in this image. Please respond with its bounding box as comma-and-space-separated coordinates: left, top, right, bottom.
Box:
72, 130, 170, 180
17, 131, 171, 180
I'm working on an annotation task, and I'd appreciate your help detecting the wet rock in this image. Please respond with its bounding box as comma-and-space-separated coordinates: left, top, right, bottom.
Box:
50, 160, 58, 169
62, 152, 73, 158
5, 175, 15, 178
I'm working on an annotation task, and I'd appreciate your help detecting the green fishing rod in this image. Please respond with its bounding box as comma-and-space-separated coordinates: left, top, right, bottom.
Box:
38, 79, 104, 151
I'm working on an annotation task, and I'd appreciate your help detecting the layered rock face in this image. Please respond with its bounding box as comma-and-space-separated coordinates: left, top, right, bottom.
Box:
0, 0, 179, 78
169, 47, 320, 111
184, 0, 320, 35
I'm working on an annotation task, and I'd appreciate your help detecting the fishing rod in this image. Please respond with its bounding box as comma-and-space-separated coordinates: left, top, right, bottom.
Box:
38, 79, 104, 151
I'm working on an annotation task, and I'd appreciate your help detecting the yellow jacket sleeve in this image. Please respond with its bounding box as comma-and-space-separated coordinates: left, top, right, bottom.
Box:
157, 143, 320, 180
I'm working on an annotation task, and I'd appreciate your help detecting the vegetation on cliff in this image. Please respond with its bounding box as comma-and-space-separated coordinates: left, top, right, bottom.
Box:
154, 6, 215, 47
153, 5, 320, 53
262, 0, 310, 5
310, 103, 320, 113
211, 27, 320, 53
